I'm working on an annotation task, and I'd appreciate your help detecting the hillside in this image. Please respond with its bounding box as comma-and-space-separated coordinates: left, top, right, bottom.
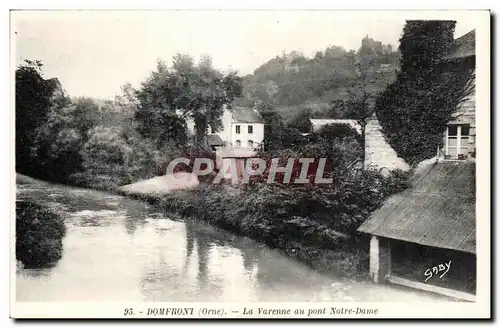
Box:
233, 36, 401, 123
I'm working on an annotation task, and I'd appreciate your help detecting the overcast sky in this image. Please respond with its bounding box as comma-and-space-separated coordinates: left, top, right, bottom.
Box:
13, 11, 478, 100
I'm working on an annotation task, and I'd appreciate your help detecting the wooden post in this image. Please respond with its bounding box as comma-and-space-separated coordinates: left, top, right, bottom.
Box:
369, 236, 391, 283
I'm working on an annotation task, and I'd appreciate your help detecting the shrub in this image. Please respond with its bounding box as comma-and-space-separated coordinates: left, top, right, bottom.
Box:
16, 201, 67, 268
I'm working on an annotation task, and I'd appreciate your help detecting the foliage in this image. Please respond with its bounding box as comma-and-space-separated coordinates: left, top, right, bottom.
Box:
398, 21, 456, 76
330, 62, 377, 165
31, 97, 104, 182
16, 200, 67, 268
375, 20, 475, 166
287, 108, 313, 133
134, 60, 188, 147
135, 55, 242, 147
314, 122, 361, 142
76, 126, 130, 189
255, 103, 309, 152
15, 60, 57, 176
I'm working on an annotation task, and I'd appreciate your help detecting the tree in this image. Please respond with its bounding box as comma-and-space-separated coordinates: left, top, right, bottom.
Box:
172, 55, 242, 146
256, 103, 307, 152
135, 55, 242, 148
257, 103, 285, 151
398, 21, 455, 77
32, 97, 103, 181
375, 20, 475, 166
15, 60, 55, 174
134, 60, 188, 148
331, 62, 375, 166
288, 108, 313, 133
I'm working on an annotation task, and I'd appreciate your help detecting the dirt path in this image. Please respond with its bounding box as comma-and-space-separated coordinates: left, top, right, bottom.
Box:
118, 173, 199, 196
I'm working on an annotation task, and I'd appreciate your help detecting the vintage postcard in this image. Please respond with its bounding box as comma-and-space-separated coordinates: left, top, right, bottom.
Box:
10, 9, 491, 319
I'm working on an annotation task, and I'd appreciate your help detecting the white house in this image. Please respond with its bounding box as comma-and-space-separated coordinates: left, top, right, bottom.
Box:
227, 107, 265, 149
184, 106, 265, 178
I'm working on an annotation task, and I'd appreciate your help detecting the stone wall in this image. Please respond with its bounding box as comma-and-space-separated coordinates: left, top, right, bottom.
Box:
447, 76, 476, 158
364, 117, 410, 172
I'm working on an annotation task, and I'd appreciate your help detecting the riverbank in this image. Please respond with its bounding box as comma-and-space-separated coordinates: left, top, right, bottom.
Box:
118, 180, 372, 279
118, 172, 199, 196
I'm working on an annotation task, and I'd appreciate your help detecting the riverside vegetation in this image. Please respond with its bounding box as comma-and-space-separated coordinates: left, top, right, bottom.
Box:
16, 178, 67, 268
15, 22, 469, 274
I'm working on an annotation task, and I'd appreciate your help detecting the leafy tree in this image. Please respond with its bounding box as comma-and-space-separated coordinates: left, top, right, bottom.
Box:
375, 20, 475, 166
134, 60, 188, 148
172, 55, 242, 145
76, 126, 132, 189
256, 103, 307, 152
15, 60, 55, 175
288, 108, 313, 133
16, 200, 67, 268
32, 97, 104, 181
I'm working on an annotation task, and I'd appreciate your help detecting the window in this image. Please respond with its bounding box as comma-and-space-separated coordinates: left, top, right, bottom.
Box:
235, 125, 241, 134
446, 124, 470, 158
248, 140, 254, 148
248, 125, 253, 134
235, 140, 241, 147
210, 126, 216, 134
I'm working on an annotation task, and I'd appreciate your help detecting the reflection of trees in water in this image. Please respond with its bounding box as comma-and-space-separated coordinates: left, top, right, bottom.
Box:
234, 239, 262, 273
123, 210, 144, 235
122, 207, 156, 236
139, 218, 318, 301
140, 243, 182, 301
183, 222, 213, 291
253, 250, 315, 297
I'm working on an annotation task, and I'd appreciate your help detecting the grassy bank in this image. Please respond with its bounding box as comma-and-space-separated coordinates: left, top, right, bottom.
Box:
118, 165, 410, 279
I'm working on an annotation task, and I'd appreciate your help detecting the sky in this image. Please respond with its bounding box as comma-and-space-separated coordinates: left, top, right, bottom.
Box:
13, 10, 479, 100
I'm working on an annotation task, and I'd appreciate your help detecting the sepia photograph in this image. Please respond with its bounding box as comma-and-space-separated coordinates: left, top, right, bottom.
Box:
9, 8, 491, 319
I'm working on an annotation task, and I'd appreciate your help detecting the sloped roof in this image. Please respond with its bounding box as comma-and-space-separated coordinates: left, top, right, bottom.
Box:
358, 161, 476, 254
204, 134, 224, 147
230, 107, 264, 123
446, 30, 475, 59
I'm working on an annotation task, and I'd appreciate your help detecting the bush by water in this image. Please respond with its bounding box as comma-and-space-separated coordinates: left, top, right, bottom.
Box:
16, 201, 67, 268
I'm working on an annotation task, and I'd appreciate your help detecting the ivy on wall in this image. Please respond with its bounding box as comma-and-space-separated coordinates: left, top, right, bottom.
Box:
375, 21, 475, 167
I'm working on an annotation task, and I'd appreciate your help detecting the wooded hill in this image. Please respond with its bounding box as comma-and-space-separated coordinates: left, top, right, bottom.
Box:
233, 35, 401, 123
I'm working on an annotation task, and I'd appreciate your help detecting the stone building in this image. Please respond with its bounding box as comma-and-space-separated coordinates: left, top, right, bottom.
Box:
357, 30, 477, 301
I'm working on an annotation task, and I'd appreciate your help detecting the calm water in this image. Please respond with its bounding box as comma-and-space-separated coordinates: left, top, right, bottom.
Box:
16, 177, 451, 302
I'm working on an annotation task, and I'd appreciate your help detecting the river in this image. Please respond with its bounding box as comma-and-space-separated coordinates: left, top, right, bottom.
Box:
15, 176, 451, 302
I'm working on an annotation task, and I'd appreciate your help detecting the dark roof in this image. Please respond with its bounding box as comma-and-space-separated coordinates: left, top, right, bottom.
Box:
205, 134, 224, 147
230, 107, 264, 123
445, 30, 475, 59
358, 161, 476, 254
